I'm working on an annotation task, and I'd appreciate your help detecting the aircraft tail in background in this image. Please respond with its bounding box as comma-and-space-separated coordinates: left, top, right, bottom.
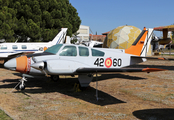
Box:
125, 27, 153, 57
50, 28, 68, 45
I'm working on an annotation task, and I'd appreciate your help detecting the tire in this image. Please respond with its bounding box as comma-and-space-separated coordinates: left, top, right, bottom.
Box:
51, 75, 59, 82
19, 84, 25, 91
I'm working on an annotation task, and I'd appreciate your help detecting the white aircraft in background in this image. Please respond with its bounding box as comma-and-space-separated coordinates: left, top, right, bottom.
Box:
4, 27, 165, 91
81, 41, 103, 48
0, 28, 67, 60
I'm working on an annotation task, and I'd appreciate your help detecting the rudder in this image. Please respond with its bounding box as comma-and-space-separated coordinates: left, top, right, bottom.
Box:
50, 28, 68, 45
125, 27, 153, 56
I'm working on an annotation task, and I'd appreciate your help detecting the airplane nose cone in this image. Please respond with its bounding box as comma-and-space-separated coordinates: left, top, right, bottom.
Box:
4, 58, 16, 70
4, 56, 29, 73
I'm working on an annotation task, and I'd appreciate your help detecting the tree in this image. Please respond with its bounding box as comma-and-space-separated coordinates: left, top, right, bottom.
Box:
71, 32, 79, 44
0, 0, 18, 41
0, 0, 81, 42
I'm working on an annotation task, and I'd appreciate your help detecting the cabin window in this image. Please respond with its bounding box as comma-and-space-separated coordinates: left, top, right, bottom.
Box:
22, 45, 27, 49
59, 46, 77, 56
79, 46, 89, 56
0, 46, 7, 49
91, 49, 105, 56
12, 45, 18, 49
44, 44, 63, 54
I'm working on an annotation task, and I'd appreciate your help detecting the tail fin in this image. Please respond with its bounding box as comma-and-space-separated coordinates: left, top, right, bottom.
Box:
50, 28, 68, 45
125, 27, 153, 57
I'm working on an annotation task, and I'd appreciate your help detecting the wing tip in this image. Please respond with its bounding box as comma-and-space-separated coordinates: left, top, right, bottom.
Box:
142, 68, 166, 72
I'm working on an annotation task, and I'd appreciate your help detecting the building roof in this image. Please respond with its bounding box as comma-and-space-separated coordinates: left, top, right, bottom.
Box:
89, 34, 106, 37
89, 34, 106, 42
102, 31, 110, 35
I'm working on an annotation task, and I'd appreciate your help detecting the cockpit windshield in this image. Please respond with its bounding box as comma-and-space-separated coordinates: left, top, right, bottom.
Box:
44, 44, 63, 54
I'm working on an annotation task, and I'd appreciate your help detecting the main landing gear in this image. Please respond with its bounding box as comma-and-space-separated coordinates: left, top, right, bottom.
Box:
51, 75, 59, 82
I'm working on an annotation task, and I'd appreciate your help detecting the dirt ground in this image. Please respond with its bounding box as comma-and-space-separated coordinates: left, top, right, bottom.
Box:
0, 58, 174, 120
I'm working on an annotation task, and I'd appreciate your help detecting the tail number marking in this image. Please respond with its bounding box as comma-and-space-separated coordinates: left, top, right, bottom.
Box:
94, 58, 122, 67
113, 58, 122, 67
94, 58, 104, 67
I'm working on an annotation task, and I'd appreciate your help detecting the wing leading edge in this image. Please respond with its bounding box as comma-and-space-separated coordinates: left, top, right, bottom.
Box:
131, 56, 174, 61
76, 67, 165, 73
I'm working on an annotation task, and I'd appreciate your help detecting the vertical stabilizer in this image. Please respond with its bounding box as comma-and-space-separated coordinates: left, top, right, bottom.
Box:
125, 27, 153, 57
50, 28, 68, 45
65, 36, 71, 44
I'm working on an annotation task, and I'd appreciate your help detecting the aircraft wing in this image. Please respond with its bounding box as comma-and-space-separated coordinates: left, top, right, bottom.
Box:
154, 25, 174, 44
76, 67, 165, 73
0, 51, 34, 59
154, 25, 174, 31
131, 56, 174, 61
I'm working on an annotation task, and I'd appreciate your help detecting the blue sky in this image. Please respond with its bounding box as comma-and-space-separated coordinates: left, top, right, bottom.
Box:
69, 0, 174, 37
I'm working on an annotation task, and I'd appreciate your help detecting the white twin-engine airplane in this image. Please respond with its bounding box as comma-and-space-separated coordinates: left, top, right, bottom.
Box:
4, 27, 165, 90
0, 28, 67, 60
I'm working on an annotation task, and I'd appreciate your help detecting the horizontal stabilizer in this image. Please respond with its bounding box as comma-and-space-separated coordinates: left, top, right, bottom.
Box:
76, 67, 166, 73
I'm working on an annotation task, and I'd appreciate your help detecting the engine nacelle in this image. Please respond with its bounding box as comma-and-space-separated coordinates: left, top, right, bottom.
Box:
30, 61, 45, 70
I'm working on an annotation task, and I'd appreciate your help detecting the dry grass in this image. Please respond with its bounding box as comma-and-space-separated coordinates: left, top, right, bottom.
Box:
0, 58, 174, 119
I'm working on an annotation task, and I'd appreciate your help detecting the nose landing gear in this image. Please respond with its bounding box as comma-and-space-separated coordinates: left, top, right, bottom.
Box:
18, 79, 26, 90
12, 77, 27, 91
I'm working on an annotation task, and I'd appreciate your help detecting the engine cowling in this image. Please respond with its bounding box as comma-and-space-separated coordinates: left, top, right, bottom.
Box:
30, 61, 46, 70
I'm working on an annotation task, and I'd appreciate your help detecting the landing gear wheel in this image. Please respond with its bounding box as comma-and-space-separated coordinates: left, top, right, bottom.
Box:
77, 81, 88, 91
16, 83, 26, 91
51, 75, 59, 82
12, 76, 27, 92
19, 84, 25, 90
79, 85, 88, 91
